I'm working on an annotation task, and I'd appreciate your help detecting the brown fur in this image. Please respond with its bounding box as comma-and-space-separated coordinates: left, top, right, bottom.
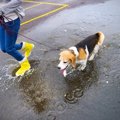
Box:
78, 48, 87, 60
60, 50, 76, 68
97, 32, 105, 46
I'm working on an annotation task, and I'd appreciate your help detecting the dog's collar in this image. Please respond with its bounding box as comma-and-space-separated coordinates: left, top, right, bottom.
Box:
69, 46, 79, 57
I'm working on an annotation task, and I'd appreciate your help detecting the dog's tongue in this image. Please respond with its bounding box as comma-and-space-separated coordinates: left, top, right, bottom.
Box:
60, 69, 65, 75
60, 69, 67, 77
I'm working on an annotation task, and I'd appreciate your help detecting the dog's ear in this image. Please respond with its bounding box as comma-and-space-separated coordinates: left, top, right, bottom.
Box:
69, 54, 76, 68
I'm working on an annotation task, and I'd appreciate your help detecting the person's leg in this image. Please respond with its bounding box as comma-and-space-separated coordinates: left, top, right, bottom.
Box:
14, 42, 23, 50
5, 19, 35, 58
4, 18, 31, 76
5, 18, 24, 61
0, 25, 6, 52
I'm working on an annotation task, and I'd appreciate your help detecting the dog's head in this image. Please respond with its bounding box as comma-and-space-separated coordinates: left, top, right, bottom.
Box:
58, 50, 76, 77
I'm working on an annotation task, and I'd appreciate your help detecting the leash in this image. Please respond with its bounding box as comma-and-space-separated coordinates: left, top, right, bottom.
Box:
0, 15, 61, 51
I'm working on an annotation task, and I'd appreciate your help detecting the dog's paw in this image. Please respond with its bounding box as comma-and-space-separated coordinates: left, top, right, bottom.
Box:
81, 65, 86, 70
89, 54, 95, 61
77, 65, 86, 71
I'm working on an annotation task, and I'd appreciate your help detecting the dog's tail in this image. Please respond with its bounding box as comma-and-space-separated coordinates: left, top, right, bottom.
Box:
96, 32, 105, 46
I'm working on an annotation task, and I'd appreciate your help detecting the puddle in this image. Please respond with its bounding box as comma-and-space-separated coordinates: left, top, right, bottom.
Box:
64, 61, 98, 104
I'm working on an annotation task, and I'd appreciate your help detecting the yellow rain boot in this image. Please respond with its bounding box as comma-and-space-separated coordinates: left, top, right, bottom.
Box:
22, 42, 35, 58
16, 57, 31, 76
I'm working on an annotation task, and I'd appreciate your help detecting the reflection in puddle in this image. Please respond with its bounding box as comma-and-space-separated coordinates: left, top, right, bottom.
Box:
64, 91, 78, 104
64, 61, 98, 104
73, 88, 84, 98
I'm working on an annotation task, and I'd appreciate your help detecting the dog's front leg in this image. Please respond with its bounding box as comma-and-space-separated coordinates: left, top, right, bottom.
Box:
77, 60, 87, 71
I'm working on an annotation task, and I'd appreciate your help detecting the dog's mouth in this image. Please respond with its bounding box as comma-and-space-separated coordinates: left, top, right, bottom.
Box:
60, 68, 66, 75
60, 65, 68, 76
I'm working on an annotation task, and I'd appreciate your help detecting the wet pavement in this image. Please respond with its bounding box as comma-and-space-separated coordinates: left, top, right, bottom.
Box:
0, 0, 120, 120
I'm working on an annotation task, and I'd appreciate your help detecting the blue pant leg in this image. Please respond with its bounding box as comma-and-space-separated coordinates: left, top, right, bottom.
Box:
5, 18, 24, 61
14, 42, 23, 50
6, 18, 23, 50
0, 25, 22, 52
0, 25, 6, 52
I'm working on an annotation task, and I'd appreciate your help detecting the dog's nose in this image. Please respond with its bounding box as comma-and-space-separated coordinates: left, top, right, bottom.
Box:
57, 66, 60, 69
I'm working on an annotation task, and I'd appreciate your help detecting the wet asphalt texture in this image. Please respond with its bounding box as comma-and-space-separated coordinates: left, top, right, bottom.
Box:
0, 0, 120, 120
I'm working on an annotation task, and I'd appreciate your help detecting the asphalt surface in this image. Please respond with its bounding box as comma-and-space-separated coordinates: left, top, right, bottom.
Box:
0, 0, 120, 120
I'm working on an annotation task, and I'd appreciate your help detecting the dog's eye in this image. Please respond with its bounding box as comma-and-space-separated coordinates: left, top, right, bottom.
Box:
63, 62, 67, 63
